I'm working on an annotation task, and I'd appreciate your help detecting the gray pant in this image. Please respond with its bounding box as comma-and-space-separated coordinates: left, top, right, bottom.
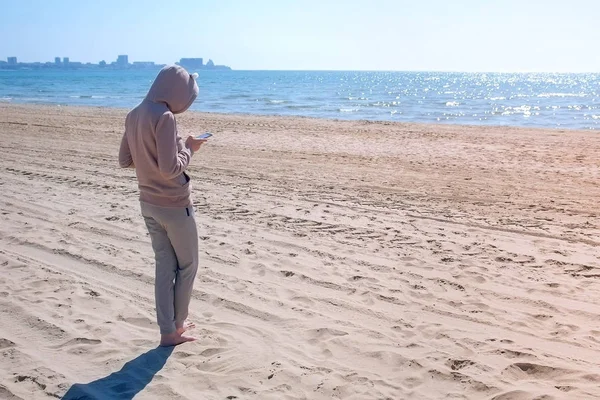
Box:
141, 202, 199, 335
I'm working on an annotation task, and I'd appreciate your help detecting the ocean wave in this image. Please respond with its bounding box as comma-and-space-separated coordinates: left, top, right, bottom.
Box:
267, 99, 286, 104
339, 108, 359, 113
20, 97, 54, 102
69, 95, 119, 99
493, 105, 542, 117
538, 92, 586, 98
446, 101, 460, 107
222, 94, 252, 99
300, 96, 322, 101
441, 110, 467, 119
285, 105, 315, 110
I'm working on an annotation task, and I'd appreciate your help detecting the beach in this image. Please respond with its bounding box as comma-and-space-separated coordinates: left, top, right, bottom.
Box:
1, 103, 600, 399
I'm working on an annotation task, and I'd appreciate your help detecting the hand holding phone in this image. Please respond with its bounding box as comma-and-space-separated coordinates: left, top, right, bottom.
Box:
186, 134, 209, 153
195, 133, 213, 140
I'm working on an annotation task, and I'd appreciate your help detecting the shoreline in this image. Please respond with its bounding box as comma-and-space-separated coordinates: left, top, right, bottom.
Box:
1, 102, 596, 134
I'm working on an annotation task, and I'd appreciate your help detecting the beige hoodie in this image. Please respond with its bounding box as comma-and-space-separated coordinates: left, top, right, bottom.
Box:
118, 65, 199, 207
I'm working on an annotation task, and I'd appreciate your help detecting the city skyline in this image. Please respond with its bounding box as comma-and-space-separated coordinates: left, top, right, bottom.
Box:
0, 55, 231, 70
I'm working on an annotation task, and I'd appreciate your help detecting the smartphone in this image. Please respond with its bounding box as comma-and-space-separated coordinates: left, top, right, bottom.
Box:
195, 132, 213, 139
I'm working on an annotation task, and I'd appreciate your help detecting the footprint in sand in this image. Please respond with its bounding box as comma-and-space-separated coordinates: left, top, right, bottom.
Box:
0, 338, 16, 349
250, 263, 266, 276
502, 362, 575, 381
306, 328, 348, 343
0, 384, 24, 400
491, 390, 539, 400
446, 359, 475, 371
290, 295, 315, 306
117, 315, 155, 330
50, 337, 102, 350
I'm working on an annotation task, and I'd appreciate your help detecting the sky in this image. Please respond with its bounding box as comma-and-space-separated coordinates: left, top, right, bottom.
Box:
0, 0, 598, 72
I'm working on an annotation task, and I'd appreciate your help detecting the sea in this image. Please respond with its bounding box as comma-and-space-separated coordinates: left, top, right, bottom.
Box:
1, 69, 599, 130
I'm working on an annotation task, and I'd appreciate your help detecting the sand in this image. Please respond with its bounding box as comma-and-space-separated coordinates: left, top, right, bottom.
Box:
1, 103, 600, 400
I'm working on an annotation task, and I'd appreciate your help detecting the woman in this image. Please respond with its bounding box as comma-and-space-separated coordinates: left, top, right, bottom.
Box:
118, 65, 206, 346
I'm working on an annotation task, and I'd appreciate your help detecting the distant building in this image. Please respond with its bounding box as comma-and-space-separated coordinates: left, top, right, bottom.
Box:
0, 55, 228, 71
133, 61, 155, 68
178, 58, 203, 70
176, 57, 231, 71
117, 55, 129, 67
204, 59, 231, 71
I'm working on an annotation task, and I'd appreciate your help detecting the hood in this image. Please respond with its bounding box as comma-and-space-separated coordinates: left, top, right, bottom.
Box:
146, 65, 199, 114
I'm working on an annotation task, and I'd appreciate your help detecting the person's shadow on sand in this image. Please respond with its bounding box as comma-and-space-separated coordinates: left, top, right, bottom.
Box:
62, 346, 173, 400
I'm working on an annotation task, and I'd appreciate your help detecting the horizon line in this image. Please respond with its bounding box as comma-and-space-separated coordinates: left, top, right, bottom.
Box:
1, 68, 598, 74
3, 57, 597, 74
233, 68, 600, 74
1, 62, 597, 75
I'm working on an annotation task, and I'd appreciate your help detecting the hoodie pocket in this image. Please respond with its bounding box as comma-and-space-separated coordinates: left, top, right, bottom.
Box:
177, 172, 191, 186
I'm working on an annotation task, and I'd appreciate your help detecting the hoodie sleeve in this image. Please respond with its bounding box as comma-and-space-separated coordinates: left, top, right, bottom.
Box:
156, 112, 192, 179
118, 132, 134, 168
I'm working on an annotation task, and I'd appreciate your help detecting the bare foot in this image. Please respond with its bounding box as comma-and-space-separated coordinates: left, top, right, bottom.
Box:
160, 332, 196, 347
176, 320, 196, 335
